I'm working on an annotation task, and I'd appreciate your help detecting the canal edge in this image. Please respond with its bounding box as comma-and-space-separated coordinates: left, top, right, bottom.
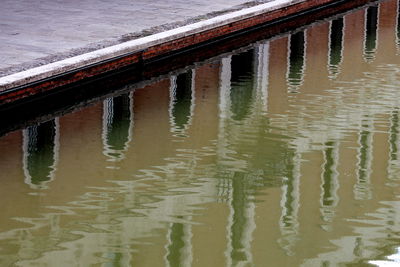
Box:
0, 0, 375, 104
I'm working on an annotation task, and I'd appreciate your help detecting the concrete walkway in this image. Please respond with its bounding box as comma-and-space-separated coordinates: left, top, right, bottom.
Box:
0, 0, 269, 77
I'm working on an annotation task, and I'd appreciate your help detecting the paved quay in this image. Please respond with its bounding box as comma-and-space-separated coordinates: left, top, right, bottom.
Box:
0, 0, 375, 101
0, 0, 269, 77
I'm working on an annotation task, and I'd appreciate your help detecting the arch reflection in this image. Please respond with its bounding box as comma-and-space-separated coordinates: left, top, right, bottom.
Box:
364, 5, 379, 61
169, 70, 195, 134
22, 118, 59, 189
287, 31, 306, 93
230, 49, 256, 121
328, 17, 344, 78
102, 92, 134, 162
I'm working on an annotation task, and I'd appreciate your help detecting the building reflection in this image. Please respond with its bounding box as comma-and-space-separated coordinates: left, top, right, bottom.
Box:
22, 118, 59, 189
4, 1, 400, 266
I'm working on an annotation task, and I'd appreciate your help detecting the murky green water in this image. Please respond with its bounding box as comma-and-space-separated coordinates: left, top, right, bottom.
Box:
1, 1, 400, 266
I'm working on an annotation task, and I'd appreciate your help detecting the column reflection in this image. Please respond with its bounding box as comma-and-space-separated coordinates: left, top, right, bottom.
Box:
278, 153, 300, 256
388, 108, 400, 181
220, 49, 258, 266
354, 119, 374, 200
165, 218, 193, 267
320, 141, 339, 228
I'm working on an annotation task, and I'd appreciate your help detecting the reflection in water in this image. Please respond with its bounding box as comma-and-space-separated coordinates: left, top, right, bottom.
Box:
3, 1, 400, 266
103, 252, 129, 267
370, 247, 400, 266
328, 17, 344, 78
22, 118, 59, 189
254, 42, 270, 111
228, 177, 256, 266
397, 0, 400, 48
230, 50, 255, 121
354, 119, 373, 200
278, 154, 300, 256
364, 5, 379, 61
165, 219, 192, 267
219, 42, 295, 264
102, 93, 133, 162
388, 109, 400, 180
169, 70, 195, 133
287, 31, 306, 93
320, 141, 339, 227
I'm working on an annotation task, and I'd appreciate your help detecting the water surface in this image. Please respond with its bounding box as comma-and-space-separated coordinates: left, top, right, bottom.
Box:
1, 1, 400, 266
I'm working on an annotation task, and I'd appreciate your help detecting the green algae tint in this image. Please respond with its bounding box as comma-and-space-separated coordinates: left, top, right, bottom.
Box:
1, 1, 400, 266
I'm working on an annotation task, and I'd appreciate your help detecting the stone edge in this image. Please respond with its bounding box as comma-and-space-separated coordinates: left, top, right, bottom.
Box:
0, 0, 303, 90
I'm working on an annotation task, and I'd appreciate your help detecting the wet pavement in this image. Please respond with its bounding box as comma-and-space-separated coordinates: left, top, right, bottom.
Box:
0, 0, 270, 77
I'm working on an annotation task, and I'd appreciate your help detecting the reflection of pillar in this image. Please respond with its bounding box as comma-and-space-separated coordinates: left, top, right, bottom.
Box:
363, 5, 379, 62
287, 31, 306, 93
165, 219, 193, 267
102, 92, 133, 163
354, 118, 374, 200
230, 49, 255, 121
388, 108, 400, 181
320, 141, 339, 227
328, 17, 345, 78
169, 69, 195, 134
217, 56, 233, 202
23, 118, 59, 189
278, 153, 300, 256
225, 175, 256, 267
219, 57, 232, 120
217, 52, 258, 266
254, 42, 270, 112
